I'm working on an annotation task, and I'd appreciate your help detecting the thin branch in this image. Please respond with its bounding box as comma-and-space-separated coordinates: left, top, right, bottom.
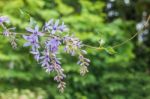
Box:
84, 15, 150, 50
0, 15, 150, 50
83, 44, 105, 50
112, 15, 150, 48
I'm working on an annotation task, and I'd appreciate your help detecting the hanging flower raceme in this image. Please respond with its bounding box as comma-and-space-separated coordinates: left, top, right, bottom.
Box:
63, 35, 83, 56
0, 17, 90, 93
25, 19, 90, 92
0, 16, 17, 48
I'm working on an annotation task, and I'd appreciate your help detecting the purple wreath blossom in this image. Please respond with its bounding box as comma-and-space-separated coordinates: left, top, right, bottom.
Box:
0, 16, 9, 24
43, 19, 54, 31
43, 19, 68, 34
51, 54, 66, 82
51, 54, 66, 92
51, 20, 59, 34
23, 35, 40, 51
54, 75, 64, 82
26, 25, 43, 36
1, 16, 91, 92
46, 37, 61, 53
77, 54, 90, 76
43, 19, 59, 34
0, 16, 11, 37
40, 48, 62, 74
58, 22, 68, 32
3, 27, 16, 36
0, 16, 17, 48
30, 50, 40, 62
63, 35, 83, 55
44, 65, 54, 73
39, 48, 57, 73
77, 55, 90, 66
40, 48, 50, 67
23, 25, 44, 52
3, 29, 10, 36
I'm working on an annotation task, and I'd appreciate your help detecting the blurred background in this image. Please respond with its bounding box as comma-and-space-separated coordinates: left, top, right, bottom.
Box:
0, 0, 150, 99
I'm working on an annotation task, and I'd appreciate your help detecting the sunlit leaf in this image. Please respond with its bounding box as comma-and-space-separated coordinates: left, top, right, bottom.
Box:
105, 47, 116, 54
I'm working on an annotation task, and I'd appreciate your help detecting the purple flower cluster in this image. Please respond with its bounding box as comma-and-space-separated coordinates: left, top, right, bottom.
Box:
63, 35, 83, 56
23, 25, 43, 61
63, 35, 90, 76
46, 37, 61, 53
0, 16, 17, 48
23, 19, 69, 92
0, 16, 90, 92
78, 54, 90, 76
0, 17, 90, 92
0, 16, 11, 36
43, 19, 68, 34
40, 48, 51, 69
39, 43, 66, 92
22, 19, 90, 92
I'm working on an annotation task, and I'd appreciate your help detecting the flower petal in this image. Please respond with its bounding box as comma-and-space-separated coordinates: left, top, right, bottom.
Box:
26, 27, 34, 33
23, 42, 31, 47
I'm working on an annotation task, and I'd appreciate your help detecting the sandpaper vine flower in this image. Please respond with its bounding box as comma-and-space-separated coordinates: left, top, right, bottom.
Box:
0, 16, 17, 48
0, 16, 90, 93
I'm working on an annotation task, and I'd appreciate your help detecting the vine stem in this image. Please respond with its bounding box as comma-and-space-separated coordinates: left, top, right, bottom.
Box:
83, 15, 150, 50
112, 15, 150, 49
83, 44, 105, 50
0, 15, 150, 50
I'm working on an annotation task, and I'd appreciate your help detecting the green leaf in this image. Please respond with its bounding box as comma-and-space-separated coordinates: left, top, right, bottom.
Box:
105, 47, 117, 54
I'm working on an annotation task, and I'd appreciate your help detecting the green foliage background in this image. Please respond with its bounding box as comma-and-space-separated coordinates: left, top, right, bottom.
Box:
0, 0, 150, 99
